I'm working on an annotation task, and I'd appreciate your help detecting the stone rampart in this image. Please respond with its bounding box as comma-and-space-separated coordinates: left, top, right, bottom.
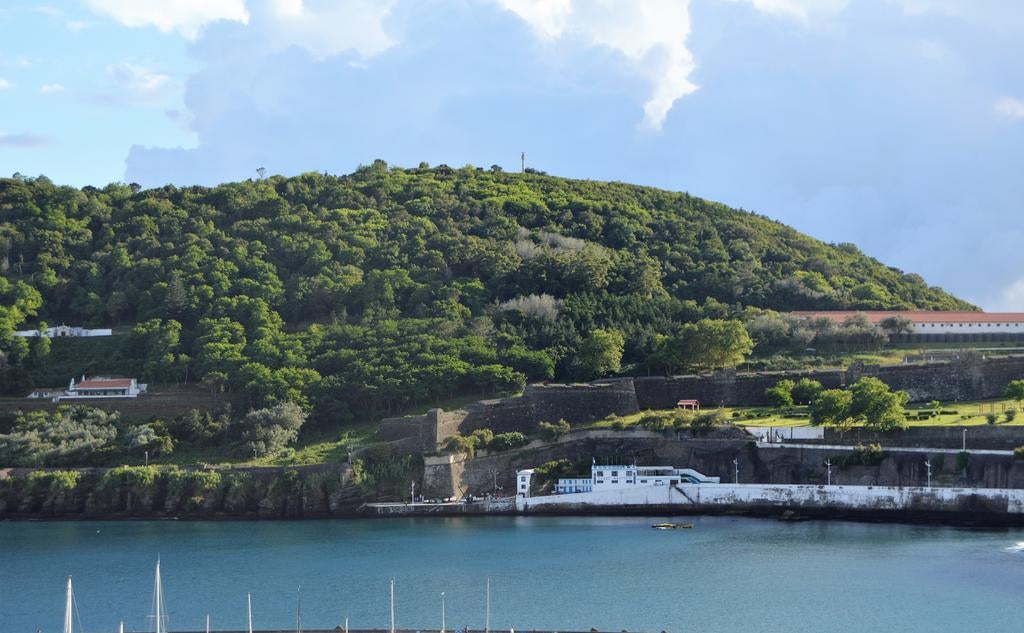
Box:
423, 430, 1024, 499
381, 356, 1024, 454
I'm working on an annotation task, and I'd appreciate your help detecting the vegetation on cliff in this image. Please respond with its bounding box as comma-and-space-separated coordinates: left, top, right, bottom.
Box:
0, 164, 970, 463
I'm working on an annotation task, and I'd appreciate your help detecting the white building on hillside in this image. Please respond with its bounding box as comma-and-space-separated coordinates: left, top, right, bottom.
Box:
26, 376, 146, 402
517, 462, 720, 498
14, 324, 113, 338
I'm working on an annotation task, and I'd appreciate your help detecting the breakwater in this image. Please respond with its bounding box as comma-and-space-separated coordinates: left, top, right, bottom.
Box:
516, 482, 1024, 525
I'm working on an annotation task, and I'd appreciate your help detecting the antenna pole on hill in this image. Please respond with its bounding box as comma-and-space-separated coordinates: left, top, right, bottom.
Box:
521, 151, 525, 173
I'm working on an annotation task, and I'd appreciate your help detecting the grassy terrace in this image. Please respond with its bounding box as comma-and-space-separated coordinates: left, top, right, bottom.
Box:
588, 397, 1024, 429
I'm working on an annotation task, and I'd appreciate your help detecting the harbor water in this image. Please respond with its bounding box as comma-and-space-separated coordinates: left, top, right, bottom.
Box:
2, 516, 1024, 633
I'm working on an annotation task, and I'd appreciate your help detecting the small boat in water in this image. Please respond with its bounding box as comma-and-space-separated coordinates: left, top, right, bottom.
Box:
652, 522, 693, 529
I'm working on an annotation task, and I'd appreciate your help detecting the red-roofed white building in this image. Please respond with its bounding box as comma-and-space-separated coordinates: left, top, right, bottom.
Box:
27, 376, 146, 401
790, 311, 1024, 335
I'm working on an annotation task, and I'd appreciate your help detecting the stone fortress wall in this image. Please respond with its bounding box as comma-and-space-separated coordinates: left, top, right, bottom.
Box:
378, 355, 1024, 453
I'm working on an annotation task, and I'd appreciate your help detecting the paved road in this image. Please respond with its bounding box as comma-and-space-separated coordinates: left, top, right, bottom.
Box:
756, 442, 1014, 456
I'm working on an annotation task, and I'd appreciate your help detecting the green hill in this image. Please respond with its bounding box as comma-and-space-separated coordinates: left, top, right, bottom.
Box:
0, 163, 970, 425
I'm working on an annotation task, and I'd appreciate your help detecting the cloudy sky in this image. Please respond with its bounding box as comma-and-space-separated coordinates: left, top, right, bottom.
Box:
1, 0, 1022, 309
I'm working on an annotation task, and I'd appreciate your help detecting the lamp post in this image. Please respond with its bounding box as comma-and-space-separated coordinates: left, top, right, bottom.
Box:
825, 459, 832, 486
440, 592, 446, 633
962, 428, 967, 452
410, 480, 416, 504
732, 458, 739, 484
144, 450, 149, 466
924, 459, 932, 488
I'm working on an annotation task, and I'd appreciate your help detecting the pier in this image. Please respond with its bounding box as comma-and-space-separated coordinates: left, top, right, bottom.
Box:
364, 498, 515, 515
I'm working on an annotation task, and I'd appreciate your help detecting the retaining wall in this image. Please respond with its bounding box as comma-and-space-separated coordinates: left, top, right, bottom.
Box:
378, 356, 1024, 454
515, 481, 1024, 522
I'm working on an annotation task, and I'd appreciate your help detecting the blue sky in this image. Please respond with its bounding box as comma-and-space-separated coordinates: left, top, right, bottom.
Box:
1, 1, 1022, 310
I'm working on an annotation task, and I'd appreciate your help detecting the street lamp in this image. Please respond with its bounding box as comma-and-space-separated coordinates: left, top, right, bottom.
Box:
410, 480, 416, 504
732, 458, 739, 484
144, 450, 148, 467
962, 428, 967, 452
924, 459, 932, 488
825, 459, 832, 486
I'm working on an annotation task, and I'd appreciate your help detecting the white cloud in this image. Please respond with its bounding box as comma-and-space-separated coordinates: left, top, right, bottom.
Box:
85, 0, 249, 39
0, 132, 51, 148
0, 79, 13, 90
995, 97, 1024, 120
107, 63, 172, 99
993, 278, 1024, 311
40, 83, 66, 94
0, 54, 32, 68
499, 0, 697, 130
725, 0, 850, 21
256, 0, 398, 60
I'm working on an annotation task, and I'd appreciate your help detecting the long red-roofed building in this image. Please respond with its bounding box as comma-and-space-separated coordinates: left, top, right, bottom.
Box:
790, 311, 1024, 334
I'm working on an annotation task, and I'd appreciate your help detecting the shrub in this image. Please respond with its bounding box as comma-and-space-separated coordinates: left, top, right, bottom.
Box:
690, 411, 724, 435
1014, 446, 1024, 460
791, 378, 824, 405
441, 433, 476, 459
610, 419, 627, 431
837, 443, 884, 468
986, 413, 999, 425
1007, 409, 1018, 422
539, 419, 570, 441
238, 401, 306, 457
488, 432, 528, 452
469, 428, 494, 447
764, 379, 795, 408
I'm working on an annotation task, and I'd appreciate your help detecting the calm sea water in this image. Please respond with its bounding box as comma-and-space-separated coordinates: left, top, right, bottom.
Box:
1, 516, 1023, 633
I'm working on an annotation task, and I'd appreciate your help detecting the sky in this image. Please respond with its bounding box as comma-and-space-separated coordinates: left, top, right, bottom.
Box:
0, 0, 1022, 310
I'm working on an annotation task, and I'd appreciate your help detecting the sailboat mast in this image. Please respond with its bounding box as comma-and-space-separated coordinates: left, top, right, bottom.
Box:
153, 559, 166, 633
247, 592, 254, 633
206, 614, 211, 633
485, 577, 490, 633
64, 576, 74, 633
389, 579, 395, 633
296, 586, 302, 633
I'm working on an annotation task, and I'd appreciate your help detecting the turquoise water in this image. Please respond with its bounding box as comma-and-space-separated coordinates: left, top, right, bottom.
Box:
1, 516, 1023, 633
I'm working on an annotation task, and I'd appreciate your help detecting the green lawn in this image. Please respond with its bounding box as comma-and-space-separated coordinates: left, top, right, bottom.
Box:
588, 398, 1024, 430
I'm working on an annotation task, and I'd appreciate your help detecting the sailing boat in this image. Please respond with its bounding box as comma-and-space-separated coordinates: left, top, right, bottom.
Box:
150, 559, 169, 633
64, 576, 74, 633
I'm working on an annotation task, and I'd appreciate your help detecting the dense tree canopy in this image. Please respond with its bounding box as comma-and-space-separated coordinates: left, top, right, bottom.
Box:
0, 165, 969, 423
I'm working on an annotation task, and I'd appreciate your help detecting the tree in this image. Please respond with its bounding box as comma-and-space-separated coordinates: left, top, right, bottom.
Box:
239, 401, 306, 457
649, 319, 753, 374
879, 315, 913, 336
764, 379, 795, 407
810, 389, 853, 426
849, 377, 909, 431
576, 329, 625, 380
539, 419, 570, 441
791, 378, 823, 405
1005, 380, 1024, 408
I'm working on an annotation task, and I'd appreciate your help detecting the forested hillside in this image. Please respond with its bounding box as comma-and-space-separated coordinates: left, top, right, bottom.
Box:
0, 162, 970, 428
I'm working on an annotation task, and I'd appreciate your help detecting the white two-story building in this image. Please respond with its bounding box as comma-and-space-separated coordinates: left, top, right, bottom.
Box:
517, 463, 720, 498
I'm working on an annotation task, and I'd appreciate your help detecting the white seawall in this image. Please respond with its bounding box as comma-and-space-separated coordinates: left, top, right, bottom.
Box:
516, 483, 1024, 517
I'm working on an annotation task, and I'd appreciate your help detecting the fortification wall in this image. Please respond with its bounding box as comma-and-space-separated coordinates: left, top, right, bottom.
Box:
382, 356, 1024, 456
634, 355, 1024, 409
423, 430, 1024, 499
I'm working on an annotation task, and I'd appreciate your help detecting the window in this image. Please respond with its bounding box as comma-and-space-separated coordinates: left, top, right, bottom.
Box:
611, 479, 619, 484
611, 471, 618, 476
640, 479, 648, 483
